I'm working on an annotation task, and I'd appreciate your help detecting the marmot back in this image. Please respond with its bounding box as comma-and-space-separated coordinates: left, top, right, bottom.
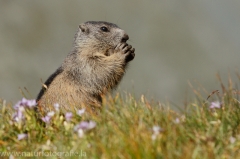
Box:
36, 21, 135, 115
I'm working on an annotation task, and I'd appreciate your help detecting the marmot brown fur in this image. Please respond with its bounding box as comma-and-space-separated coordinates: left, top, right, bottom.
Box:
36, 21, 135, 115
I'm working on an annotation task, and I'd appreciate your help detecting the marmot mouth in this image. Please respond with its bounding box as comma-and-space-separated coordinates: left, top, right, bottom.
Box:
121, 34, 129, 43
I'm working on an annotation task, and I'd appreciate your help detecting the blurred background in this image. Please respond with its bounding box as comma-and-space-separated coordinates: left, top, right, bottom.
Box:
1, 0, 240, 105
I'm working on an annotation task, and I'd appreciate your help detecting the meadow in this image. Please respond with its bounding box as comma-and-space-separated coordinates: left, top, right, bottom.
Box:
0, 78, 240, 159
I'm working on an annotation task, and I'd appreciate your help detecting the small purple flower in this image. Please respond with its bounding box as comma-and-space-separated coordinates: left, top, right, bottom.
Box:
209, 101, 221, 109
77, 129, 84, 138
74, 121, 96, 131
13, 98, 36, 123
54, 103, 60, 112
25, 99, 37, 108
74, 121, 96, 138
18, 133, 28, 140
174, 118, 180, 124
14, 98, 37, 109
41, 111, 55, 124
152, 125, 163, 141
12, 107, 25, 122
41, 115, 51, 124
77, 109, 85, 116
65, 112, 73, 122
229, 136, 236, 144
152, 126, 161, 134
47, 111, 55, 117
14, 101, 23, 110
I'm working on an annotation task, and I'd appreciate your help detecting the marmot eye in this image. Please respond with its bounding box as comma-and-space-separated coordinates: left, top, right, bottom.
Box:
100, 26, 109, 32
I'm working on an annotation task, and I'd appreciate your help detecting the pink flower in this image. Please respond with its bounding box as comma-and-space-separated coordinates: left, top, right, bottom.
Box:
65, 112, 73, 122
77, 129, 84, 138
41, 111, 55, 124
12, 107, 25, 123
18, 133, 28, 140
77, 109, 85, 116
12, 98, 36, 123
54, 103, 60, 112
47, 111, 55, 117
41, 115, 51, 124
152, 125, 163, 141
74, 121, 96, 138
229, 136, 236, 144
209, 101, 221, 109
74, 121, 96, 131
14, 98, 37, 109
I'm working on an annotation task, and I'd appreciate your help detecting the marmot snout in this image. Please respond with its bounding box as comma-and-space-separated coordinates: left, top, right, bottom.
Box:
36, 21, 135, 115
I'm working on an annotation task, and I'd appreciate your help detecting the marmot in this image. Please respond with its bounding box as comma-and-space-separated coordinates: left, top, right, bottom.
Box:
36, 21, 135, 115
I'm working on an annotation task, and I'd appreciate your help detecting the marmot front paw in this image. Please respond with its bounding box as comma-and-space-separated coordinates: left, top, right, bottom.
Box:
115, 43, 135, 62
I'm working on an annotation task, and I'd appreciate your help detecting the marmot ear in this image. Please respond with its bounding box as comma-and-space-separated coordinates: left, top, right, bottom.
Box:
79, 24, 89, 33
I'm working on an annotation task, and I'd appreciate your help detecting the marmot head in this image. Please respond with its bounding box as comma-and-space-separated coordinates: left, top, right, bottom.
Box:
73, 21, 129, 55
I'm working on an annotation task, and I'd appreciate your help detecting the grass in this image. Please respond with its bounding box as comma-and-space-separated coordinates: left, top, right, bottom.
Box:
1, 80, 240, 159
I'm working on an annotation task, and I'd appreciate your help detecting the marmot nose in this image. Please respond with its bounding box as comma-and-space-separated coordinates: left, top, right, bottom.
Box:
121, 34, 129, 43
